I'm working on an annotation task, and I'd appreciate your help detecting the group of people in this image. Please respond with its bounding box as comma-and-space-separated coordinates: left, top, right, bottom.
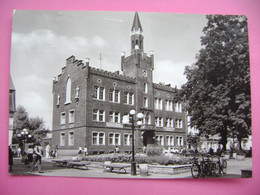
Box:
45, 144, 58, 158
78, 146, 88, 156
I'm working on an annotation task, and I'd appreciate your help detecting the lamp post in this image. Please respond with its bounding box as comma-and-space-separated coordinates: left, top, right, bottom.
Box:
123, 109, 144, 175
17, 129, 32, 157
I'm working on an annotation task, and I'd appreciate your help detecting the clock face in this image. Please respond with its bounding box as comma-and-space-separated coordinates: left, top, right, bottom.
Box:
143, 70, 147, 77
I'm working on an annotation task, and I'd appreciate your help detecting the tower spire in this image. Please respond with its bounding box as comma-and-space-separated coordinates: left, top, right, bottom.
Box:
131, 12, 144, 54
131, 12, 143, 32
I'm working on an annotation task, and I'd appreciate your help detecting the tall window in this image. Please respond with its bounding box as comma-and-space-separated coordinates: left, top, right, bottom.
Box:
166, 118, 174, 128
92, 132, 105, 145
155, 135, 164, 146
155, 117, 163, 127
109, 89, 120, 103
60, 132, 65, 146
93, 109, 105, 122
65, 77, 71, 103
68, 131, 74, 146
166, 136, 174, 146
143, 83, 148, 93
176, 136, 183, 146
124, 134, 132, 146
109, 133, 121, 145
175, 119, 183, 128
143, 97, 148, 108
93, 86, 105, 100
60, 112, 66, 125
165, 100, 173, 111
175, 102, 182, 112
69, 110, 75, 123
154, 98, 162, 110
123, 92, 134, 105
109, 111, 120, 123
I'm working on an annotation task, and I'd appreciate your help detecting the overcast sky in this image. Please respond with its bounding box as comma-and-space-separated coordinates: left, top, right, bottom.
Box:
10, 10, 207, 130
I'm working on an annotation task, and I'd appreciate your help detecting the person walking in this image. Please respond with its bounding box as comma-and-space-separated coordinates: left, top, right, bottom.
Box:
45, 144, 51, 158
17, 147, 21, 158
83, 146, 88, 156
26, 145, 34, 168
31, 143, 43, 173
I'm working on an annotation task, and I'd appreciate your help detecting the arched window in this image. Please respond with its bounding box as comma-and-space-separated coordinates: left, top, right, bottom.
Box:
65, 77, 71, 103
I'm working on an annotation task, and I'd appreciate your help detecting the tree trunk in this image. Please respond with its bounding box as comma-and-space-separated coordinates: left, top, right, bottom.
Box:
220, 127, 228, 151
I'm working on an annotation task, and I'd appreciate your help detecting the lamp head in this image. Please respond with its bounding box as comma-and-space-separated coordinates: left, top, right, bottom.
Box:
129, 109, 136, 115
137, 113, 144, 119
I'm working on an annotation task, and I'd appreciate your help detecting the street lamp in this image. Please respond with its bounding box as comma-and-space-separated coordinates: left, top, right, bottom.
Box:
122, 109, 144, 175
17, 129, 32, 156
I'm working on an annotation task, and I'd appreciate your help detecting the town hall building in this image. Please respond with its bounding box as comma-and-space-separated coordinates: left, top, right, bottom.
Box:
52, 12, 187, 155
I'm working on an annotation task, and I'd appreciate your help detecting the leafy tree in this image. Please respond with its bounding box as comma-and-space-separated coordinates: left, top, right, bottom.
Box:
13, 105, 29, 134
180, 15, 251, 151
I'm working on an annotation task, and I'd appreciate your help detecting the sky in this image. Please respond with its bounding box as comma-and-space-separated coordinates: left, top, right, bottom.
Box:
10, 10, 207, 130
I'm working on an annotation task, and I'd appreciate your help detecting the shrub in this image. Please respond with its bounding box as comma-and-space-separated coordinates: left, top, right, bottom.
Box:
146, 144, 163, 156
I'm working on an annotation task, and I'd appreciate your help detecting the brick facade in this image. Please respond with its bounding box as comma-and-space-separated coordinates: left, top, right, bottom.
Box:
52, 12, 187, 155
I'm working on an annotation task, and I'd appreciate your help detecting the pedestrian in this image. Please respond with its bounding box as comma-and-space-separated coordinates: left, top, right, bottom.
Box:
45, 144, 51, 158
17, 147, 21, 158
31, 143, 43, 173
78, 147, 82, 155
208, 147, 214, 156
9, 145, 13, 171
26, 145, 34, 168
54, 145, 58, 158
83, 146, 88, 156
114, 146, 120, 154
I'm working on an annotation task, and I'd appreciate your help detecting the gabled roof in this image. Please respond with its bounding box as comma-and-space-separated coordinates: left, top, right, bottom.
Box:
131, 12, 143, 31
9, 75, 15, 91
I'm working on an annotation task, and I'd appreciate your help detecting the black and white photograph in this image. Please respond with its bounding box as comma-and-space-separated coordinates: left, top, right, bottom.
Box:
9, 10, 252, 179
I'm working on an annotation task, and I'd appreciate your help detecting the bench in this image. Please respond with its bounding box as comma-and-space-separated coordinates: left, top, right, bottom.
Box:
52, 160, 68, 167
148, 164, 192, 174
103, 161, 131, 174
68, 161, 91, 170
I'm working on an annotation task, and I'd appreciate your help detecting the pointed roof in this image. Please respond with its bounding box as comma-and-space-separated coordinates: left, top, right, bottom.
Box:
9, 75, 15, 91
131, 12, 143, 31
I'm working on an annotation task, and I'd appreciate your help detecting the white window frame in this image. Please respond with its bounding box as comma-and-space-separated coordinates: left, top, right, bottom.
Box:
93, 86, 105, 101
108, 133, 121, 146
92, 132, 105, 145
109, 111, 121, 123
109, 89, 120, 103
175, 102, 182, 112
60, 112, 66, 125
124, 133, 132, 146
68, 131, 74, 146
93, 109, 105, 122
69, 109, 75, 124
60, 132, 65, 146
144, 83, 148, 93
65, 77, 72, 104
155, 135, 164, 146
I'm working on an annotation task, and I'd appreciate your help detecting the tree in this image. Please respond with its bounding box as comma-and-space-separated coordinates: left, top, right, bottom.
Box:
13, 105, 29, 134
180, 15, 251, 151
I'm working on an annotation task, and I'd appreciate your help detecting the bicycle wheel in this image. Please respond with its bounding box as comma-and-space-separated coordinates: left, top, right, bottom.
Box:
222, 160, 227, 174
191, 163, 200, 178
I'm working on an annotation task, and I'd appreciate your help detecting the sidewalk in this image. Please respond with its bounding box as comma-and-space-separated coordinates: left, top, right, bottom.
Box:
9, 157, 252, 179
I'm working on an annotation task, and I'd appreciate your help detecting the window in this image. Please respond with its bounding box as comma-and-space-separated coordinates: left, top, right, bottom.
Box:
60, 112, 66, 125
166, 118, 174, 128
166, 136, 174, 146
155, 117, 163, 127
65, 77, 71, 104
155, 135, 164, 146
68, 131, 74, 146
154, 98, 162, 110
123, 92, 134, 105
143, 97, 148, 108
93, 86, 105, 100
124, 134, 132, 146
109, 133, 121, 145
176, 136, 184, 146
93, 109, 105, 122
165, 100, 173, 111
143, 83, 148, 93
175, 102, 182, 112
109, 89, 120, 103
92, 132, 105, 145
60, 132, 65, 146
109, 111, 120, 123
69, 110, 75, 123
175, 119, 183, 128
142, 113, 151, 125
